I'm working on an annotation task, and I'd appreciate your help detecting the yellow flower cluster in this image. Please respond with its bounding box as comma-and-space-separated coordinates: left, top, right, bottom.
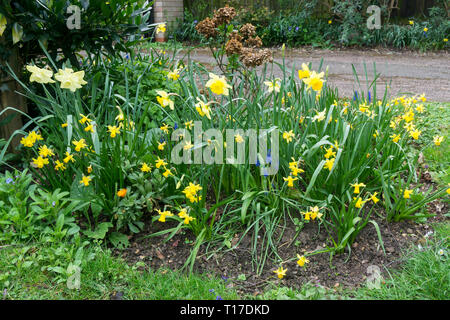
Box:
301, 206, 323, 221
298, 63, 325, 92
350, 182, 379, 209
182, 182, 202, 203
20, 131, 43, 148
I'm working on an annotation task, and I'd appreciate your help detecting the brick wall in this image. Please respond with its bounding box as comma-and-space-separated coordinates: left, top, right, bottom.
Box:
154, 0, 184, 42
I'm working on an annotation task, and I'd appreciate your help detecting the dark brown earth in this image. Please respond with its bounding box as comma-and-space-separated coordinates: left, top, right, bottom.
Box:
116, 194, 448, 297
174, 46, 450, 102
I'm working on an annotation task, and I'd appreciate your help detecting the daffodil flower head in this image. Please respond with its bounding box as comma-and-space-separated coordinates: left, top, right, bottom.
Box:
205, 73, 232, 96
274, 266, 287, 279
156, 90, 175, 110
26, 65, 55, 84
54, 68, 87, 92
298, 63, 311, 79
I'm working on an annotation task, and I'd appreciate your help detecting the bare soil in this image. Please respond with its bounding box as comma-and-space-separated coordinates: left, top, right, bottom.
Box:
116, 197, 448, 296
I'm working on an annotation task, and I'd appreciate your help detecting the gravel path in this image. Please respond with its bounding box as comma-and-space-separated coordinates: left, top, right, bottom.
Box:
177, 47, 450, 102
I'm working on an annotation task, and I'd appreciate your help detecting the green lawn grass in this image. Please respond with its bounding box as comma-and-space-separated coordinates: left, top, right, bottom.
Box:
418, 103, 450, 185
0, 245, 239, 300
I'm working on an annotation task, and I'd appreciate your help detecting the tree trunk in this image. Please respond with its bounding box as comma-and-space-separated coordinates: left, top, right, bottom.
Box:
0, 41, 27, 152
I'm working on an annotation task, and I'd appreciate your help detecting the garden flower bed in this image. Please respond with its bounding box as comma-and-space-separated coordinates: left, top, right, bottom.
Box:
0, 4, 448, 300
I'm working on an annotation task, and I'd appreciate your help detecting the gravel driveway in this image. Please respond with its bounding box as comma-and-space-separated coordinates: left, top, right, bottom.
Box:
176, 47, 450, 102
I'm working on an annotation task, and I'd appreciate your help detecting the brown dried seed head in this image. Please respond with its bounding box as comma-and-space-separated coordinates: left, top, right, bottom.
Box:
244, 36, 263, 48
229, 30, 243, 42
239, 48, 273, 68
240, 23, 256, 38
213, 5, 237, 26
196, 17, 218, 38
225, 38, 243, 56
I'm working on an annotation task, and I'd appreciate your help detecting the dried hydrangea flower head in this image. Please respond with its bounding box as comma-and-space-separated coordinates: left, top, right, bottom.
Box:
225, 31, 243, 55
244, 35, 263, 48
195, 17, 218, 38
239, 48, 273, 68
239, 23, 256, 39
212, 5, 236, 26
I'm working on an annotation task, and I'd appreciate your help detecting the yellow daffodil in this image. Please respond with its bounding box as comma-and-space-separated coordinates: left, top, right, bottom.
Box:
433, 136, 444, 146
351, 182, 366, 194
108, 125, 120, 138
205, 73, 232, 96
264, 78, 281, 93
87, 165, 92, 173
370, 192, 380, 204
324, 158, 335, 171
38, 145, 54, 157
20, 135, 35, 148
274, 266, 287, 279
63, 151, 75, 163
54, 68, 87, 92
72, 139, 87, 152
155, 157, 167, 169
163, 168, 173, 178
167, 68, 180, 81
297, 255, 309, 267
415, 104, 425, 113
312, 110, 326, 122
302, 210, 311, 220
183, 141, 194, 150
54, 160, 66, 171
195, 98, 212, 119
156, 23, 166, 34
391, 134, 401, 143
182, 182, 203, 203
309, 206, 322, 220
403, 189, 413, 199
26, 65, 55, 84
324, 146, 336, 159
183, 214, 195, 225
178, 208, 188, 219
80, 175, 92, 186
303, 71, 324, 92
298, 63, 311, 79
184, 120, 194, 130
282, 130, 295, 143
156, 209, 173, 222
409, 129, 421, 140
283, 176, 298, 188
160, 123, 170, 134
235, 134, 244, 144
354, 197, 366, 209
158, 141, 166, 151
156, 90, 175, 110
79, 114, 91, 125
423, 27, 428, 32
290, 166, 304, 177
84, 123, 94, 133
32, 156, 49, 168
141, 162, 151, 172
61, 123, 68, 128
